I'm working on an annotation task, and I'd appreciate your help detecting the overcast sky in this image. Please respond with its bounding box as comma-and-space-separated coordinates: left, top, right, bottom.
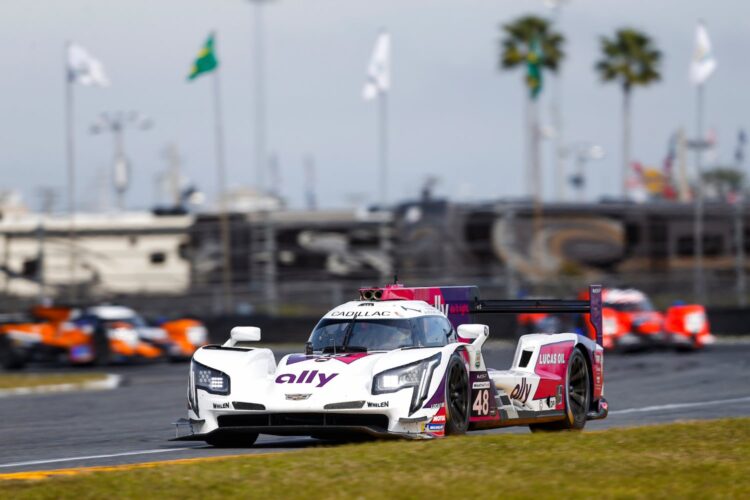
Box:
1, 0, 749, 211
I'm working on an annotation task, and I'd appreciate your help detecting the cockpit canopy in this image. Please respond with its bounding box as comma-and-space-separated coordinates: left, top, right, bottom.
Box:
308, 316, 455, 353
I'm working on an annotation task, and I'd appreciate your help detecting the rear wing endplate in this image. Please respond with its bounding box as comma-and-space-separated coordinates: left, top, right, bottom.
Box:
473, 285, 603, 346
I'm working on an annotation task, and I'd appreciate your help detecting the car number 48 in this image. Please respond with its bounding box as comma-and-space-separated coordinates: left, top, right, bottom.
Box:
473, 389, 490, 416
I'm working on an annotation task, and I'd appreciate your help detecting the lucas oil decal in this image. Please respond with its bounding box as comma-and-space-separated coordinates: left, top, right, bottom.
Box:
538, 352, 565, 365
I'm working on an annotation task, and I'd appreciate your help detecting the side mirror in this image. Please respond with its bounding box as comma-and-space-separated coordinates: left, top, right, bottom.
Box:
457, 324, 489, 347
224, 326, 261, 347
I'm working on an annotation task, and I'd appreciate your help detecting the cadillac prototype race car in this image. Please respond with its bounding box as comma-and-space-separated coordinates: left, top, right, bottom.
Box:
174, 284, 608, 446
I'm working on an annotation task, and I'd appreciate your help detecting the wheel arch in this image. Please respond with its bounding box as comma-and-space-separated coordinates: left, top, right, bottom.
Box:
573, 342, 595, 412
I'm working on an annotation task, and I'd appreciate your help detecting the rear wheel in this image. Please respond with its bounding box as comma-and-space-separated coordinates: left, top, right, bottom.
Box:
529, 348, 590, 432
0, 334, 26, 370
444, 353, 470, 435
91, 324, 111, 366
205, 431, 259, 448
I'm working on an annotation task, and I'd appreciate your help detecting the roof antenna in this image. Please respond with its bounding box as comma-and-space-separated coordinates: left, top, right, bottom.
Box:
392, 272, 399, 286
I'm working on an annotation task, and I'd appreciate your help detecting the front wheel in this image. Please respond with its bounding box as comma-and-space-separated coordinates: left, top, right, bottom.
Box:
530, 348, 590, 432
0, 334, 26, 370
444, 353, 470, 435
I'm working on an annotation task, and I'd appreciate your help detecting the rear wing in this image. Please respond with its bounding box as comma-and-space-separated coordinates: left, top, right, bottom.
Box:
358, 284, 603, 346
473, 284, 603, 346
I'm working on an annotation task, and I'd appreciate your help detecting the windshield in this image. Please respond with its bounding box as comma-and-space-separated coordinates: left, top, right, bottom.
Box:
308, 316, 454, 352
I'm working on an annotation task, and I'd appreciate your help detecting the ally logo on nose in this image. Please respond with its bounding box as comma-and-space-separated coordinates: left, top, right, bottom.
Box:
275, 370, 338, 388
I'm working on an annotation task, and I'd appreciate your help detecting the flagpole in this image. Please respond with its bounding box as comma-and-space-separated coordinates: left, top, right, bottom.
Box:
693, 83, 705, 302
378, 89, 388, 206
212, 52, 234, 313
64, 41, 77, 303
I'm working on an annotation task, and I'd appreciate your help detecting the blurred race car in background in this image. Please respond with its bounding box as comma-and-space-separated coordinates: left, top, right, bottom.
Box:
68, 305, 208, 362
582, 288, 714, 351
0, 309, 94, 370
0, 304, 208, 370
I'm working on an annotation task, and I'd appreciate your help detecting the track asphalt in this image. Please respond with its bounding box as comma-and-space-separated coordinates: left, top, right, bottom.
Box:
1, 342, 748, 473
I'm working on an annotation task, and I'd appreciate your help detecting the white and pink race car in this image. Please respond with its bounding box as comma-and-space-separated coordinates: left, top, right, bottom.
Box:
174, 284, 608, 446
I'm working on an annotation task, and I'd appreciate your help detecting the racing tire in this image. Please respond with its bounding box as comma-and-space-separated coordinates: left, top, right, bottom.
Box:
444, 352, 470, 435
529, 348, 590, 432
91, 324, 112, 366
0, 334, 26, 370
205, 431, 259, 448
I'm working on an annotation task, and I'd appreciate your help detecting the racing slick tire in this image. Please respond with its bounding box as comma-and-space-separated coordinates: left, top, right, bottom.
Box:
205, 432, 259, 448
444, 352, 470, 435
0, 334, 26, 370
529, 348, 590, 432
91, 324, 112, 366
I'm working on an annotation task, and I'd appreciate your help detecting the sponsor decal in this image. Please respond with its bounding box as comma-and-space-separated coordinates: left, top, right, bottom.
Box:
431, 414, 446, 423
510, 377, 531, 404
275, 370, 338, 388
533, 341, 575, 401
367, 401, 389, 408
212, 402, 230, 409
538, 352, 565, 365
430, 402, 445, 410
426, 423, 445, 432
286, 353, 369, 365
285, 394, 311, 401
432, 296, 471, 316
472, 381, 491, 390
330, 310, 391, 317
474, 372, 489, 381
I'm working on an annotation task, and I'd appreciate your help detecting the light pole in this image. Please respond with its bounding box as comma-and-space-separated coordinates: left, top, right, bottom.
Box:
91, 111, 152, 211
248, 0, 274, 193
543, 0, 570, 201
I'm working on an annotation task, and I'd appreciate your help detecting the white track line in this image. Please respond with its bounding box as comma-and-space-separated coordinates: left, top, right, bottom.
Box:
0, 447, 200, 469
3, 398, 750, 470
609, 396, 750, 415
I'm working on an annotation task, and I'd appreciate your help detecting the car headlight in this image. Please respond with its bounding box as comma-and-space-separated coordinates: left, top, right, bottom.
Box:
187, 326, 208, 345
685, 312, 706, 334
191, 360, 230, 395
372, 353, 441, 414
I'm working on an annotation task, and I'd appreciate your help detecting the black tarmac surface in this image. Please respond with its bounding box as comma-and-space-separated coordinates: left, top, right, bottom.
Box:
1, 342, 749, 473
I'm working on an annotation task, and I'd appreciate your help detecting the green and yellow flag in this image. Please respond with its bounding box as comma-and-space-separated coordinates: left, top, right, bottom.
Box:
526, 37, 543, 99
188, 33, 218, 81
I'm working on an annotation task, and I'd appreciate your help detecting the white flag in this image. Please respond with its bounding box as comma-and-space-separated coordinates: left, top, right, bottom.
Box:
362, 31, 390, 100
68, 43, 111, 87
690, 22, 717, 86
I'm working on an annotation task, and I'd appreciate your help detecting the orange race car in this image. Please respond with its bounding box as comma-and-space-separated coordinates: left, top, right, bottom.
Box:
582, 288, 714, 351
65, 305, 208, 362
0, 305, 208, 370
0, 312, 95, 370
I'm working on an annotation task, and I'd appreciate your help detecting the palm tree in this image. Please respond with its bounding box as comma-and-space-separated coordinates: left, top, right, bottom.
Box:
595, 29, 662, 198
500, 16, 565, 201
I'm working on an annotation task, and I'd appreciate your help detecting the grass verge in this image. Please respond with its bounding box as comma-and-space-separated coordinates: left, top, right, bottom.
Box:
2, 418, 749, 498
0, 373, 108, 390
